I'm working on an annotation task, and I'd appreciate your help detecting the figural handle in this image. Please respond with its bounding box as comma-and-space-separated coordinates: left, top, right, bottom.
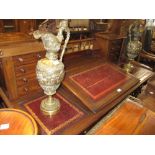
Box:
59, 28, 70, 62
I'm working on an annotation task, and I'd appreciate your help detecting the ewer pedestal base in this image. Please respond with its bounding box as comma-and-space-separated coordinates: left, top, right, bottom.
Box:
123, 61, 134, 73
40, 95, 60, 116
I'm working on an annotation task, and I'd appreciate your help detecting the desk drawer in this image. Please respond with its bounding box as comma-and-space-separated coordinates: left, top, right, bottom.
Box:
16, 73, 36, 86
15, 63, 36, 77
13, 51, 45, 67
111, 39, 122, 46
110, 46, 121, 51
13, 53, 37, 66
109, 39, 122, 51
17, 81, 41, 97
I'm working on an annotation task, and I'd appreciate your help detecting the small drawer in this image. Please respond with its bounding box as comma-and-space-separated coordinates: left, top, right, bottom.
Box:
15, 63, 36, 77
110, 46, 121, 51
111, 39, 122, 46
13, 53, 37, 67
109, 50, 120, 55
17, 82, 41, 97
16, 73, 36, 86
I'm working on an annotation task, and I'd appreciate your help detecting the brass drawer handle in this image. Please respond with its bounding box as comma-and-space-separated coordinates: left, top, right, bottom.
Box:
22, 78, 28, 83
20, 68, 25, 73
18, 57, 24, 62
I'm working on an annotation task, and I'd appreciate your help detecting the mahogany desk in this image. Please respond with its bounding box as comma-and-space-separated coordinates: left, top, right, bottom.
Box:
58, 54, 153, 134
87, 96, 155, 135
0, 52, 154, 134
138, 74, 155, 112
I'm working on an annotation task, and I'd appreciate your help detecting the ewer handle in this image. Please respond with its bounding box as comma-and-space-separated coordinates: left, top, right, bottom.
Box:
59, 28, 70, 62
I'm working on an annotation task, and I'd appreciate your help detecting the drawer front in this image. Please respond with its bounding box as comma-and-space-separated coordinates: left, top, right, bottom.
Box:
16, 73, 37, 86
13, 51, 45, 67
13, 51, 45, 99
13, 53, 37, 66
109, 46, 121, 58
15, 63, 36, 77
109, 51, 120, 57
108, 39, 123, 63
111, 39, 122, 46
110, 39, 122, 51
17, 81, 41, 97
110, 45, 121, 51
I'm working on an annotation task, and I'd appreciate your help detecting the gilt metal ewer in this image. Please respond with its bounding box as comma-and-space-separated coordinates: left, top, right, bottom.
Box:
124, 21, 142, 73
33, 20, 70, 116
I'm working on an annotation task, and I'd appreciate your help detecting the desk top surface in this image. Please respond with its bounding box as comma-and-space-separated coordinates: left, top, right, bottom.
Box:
58, 54, 153, 134
1, 52, 153, 135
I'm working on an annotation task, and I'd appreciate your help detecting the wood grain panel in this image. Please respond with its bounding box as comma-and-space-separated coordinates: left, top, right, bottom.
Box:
0, 108, 38, 135
15, 63, 36, 77
87, 97, 155, 135
2, 57, 18, 100
17, 81, 41, 97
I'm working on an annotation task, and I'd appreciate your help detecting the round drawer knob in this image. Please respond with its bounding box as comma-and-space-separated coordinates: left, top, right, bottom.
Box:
22, 78, 28, 83
37, 54, 42, 59
20, 68, 25, 73
0, 49, 3, 56
111, 47, 115, 50
18, 58, 24, 62
24, 87, 29, 92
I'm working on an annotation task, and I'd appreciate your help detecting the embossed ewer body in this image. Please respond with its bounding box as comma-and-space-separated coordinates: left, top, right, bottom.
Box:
124, 22, 142, 73
124, 37, 142, 73
127, 38, 142, 61
33, 20, 70, 116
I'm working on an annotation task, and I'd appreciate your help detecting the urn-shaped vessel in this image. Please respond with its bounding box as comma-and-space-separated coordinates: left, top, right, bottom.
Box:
33, 20, 70, 115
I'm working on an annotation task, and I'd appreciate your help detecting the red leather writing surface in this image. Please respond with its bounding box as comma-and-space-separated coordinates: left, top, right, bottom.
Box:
70, 64, 128, 100
24, 93, 84, 135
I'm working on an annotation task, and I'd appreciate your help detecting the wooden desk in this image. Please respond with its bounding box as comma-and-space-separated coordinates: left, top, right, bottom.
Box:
0, 51, 153, 134
63, 62, 139, 113
0, 39, 98, 107
95, 32, 126, 63
0, 32, 34, 45
87, 96, 155, 135
138, 74, 155, 112
57, 55, 153, 134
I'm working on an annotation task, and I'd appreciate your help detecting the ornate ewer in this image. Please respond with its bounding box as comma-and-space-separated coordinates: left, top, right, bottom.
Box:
124, 21, 142, 72
33, 20, 70, 116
